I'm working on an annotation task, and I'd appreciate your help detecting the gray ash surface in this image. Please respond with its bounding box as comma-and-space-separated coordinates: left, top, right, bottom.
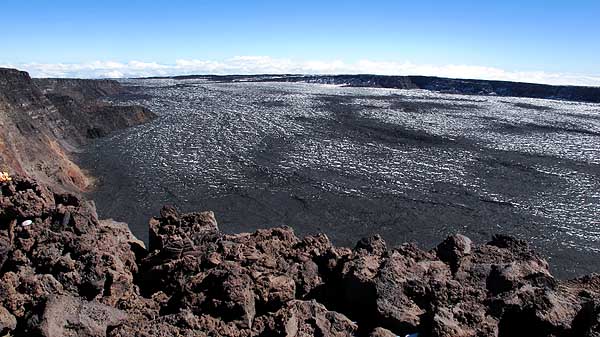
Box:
77, 79, 600, 278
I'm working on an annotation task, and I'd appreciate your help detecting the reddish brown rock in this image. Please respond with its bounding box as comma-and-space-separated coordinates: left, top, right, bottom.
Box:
253, 300, 358, 337
369, 327, 396, 337
436, 234, 472, 272
28, 295, 127, 337
0, 305, 16, 335
0, 176, 599, 337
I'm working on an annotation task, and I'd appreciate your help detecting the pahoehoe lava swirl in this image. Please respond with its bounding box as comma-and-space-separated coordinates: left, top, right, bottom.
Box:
78, 79, 600, 278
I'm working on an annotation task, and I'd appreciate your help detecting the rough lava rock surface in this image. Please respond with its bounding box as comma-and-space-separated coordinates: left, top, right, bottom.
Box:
0, 176, 599, 336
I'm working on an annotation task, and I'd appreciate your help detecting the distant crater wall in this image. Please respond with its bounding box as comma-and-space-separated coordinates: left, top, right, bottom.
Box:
163, 73, 600, 103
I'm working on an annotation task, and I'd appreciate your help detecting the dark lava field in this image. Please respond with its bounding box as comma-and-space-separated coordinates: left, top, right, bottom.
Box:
78, 79, 600, 278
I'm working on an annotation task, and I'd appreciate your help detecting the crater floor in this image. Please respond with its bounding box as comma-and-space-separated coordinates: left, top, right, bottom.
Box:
78, 80, 600, 278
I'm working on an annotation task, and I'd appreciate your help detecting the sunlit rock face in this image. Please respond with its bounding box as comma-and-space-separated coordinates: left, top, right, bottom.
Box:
0, 68, 156, 192
78, 79, 600, 278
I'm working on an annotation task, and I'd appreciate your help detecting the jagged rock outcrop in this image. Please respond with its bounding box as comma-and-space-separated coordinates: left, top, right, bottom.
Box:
0, 176, 598, 336
0, 176, 142, 336
0, 68, 155, 191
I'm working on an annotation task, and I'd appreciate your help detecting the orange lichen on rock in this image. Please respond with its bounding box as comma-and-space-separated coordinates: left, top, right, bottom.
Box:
0, 171, 12, 182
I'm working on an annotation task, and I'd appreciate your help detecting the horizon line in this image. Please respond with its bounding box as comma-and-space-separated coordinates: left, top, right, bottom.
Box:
13, 70, 599, 89
3, 56, 600, 87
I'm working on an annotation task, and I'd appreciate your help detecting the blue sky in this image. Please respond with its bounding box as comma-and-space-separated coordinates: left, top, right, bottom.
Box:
1, 0, 599, 84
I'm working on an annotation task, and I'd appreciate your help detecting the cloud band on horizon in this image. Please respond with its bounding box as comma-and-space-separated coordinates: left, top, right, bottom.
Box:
2, 56, 600, 87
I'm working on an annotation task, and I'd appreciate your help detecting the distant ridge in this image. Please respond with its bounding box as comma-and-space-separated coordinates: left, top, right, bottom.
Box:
141, 74, 600, 103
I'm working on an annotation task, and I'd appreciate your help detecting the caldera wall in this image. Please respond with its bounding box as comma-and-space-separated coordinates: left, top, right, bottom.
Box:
0, 68, 155, 191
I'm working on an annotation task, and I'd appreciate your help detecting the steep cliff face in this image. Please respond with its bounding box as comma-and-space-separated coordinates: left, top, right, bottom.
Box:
47, 93, 155, 143
0, 68, 156, 191
37, 78, 155, 146
408, 76, 600, 102
34, 78, 128, 102
0, 68, 88, 190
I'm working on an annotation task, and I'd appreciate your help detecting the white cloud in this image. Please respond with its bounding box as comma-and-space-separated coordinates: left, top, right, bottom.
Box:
102, 70, 125, 78
2, 56, 599, 86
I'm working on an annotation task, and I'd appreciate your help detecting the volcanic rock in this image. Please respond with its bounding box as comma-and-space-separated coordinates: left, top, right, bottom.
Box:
182, 74, 600, 103
27, 295, 127, 337
0, 68, 155, 191
252, 300, 358, 337
435, 234, 472, 272
0, 305, 17, 335
0, 175, 599, 336
369, 327, 396, 337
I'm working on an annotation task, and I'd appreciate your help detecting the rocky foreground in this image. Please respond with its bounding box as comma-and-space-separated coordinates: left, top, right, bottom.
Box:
0, 176, 598, 337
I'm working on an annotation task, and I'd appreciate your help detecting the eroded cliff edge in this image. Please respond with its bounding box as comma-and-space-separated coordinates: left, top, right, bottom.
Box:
0, 68, 155, 191
0, 175, 599, 337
